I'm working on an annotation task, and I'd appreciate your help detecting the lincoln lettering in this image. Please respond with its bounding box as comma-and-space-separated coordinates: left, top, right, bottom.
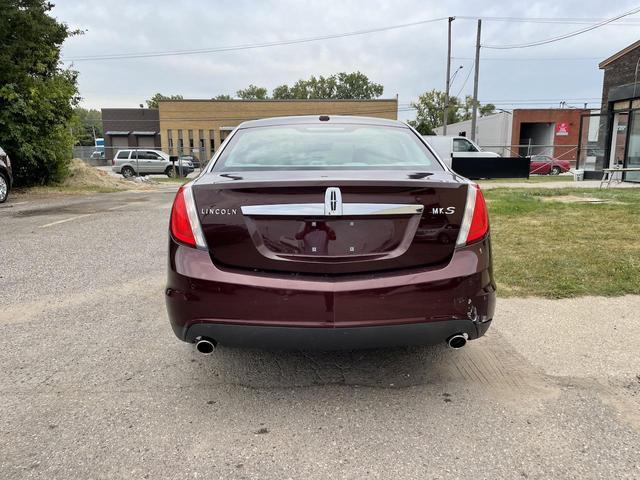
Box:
201, 208, 238, 215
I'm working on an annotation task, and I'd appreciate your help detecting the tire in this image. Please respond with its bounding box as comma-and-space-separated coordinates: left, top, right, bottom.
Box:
551, 166, 561, 175
165, 166, 177, 178
121, 166, 135, 178
0, 173, 8, 203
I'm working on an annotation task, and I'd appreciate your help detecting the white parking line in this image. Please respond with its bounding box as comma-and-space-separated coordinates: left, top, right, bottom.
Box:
40, 214, 91, 228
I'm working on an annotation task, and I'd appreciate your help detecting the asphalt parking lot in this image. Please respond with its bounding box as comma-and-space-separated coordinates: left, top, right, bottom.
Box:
1, 189, 639, 479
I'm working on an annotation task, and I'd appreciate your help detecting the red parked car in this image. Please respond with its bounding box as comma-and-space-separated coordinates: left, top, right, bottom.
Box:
529, 155, 571, 175
166, 116, 495, 352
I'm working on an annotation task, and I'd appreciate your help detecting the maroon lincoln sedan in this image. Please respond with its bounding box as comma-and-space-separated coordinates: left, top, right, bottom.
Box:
166, 116, 495, 352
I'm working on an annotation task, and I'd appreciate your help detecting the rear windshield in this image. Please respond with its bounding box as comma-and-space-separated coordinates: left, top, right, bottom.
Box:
211, 124, 443, 172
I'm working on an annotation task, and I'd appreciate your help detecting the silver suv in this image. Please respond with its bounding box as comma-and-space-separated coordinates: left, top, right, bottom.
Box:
112, 149, 194, 178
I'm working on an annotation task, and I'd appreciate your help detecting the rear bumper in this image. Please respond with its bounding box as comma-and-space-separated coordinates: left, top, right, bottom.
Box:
166, 237, 496, 349
186, 319, 491, 350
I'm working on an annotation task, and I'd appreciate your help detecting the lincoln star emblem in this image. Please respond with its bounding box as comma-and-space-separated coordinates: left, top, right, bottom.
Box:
324, 187, 343, 216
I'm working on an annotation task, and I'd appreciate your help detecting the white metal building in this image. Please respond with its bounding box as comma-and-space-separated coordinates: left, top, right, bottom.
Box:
435, 112, 513, 156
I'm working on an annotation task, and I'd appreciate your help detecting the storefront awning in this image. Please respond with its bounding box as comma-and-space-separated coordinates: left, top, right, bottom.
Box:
132, 131, 156, 136
105, 131, 130, 135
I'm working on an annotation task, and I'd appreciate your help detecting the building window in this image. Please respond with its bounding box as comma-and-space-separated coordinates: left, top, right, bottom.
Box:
177, 130, 183, 154
199, 129, 205, 149
167, 129, 173, 149
209, 130, 215, 151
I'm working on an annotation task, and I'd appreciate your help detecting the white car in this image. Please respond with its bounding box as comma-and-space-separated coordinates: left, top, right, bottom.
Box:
423, 135, 500, 166
111, 149, 193, 178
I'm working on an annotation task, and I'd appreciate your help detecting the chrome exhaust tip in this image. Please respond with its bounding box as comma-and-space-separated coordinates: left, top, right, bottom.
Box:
447, 333, 468, 349
195, 338, 216, 355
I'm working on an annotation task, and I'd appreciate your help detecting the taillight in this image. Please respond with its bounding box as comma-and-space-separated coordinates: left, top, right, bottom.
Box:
170, 185, 207, 249
456, 184, 489, 246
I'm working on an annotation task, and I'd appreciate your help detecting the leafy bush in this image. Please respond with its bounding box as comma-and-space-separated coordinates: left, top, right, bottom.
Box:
0, 1, 80, 186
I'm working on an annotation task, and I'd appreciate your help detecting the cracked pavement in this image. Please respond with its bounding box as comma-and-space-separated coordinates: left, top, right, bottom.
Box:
1, 190, 639, 479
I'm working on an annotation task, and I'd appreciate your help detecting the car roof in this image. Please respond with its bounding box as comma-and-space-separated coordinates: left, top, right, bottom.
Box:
236, 115, 405, 129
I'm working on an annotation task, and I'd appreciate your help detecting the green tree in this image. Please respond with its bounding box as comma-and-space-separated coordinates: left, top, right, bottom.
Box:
71, 107, 102, 146
236, 84, 268, 100
0, 0, 81, 186
272, 85, 294, 99
408, 90, 460, 135
334, 72, 383, 99
271, 72, 383, 100
213, 94, 232, 100
459, 95, 496, 121
408, 90, 495, 135
146, 93, 184, 108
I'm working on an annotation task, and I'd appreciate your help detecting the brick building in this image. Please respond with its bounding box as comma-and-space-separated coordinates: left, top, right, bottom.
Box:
435, 108, 587, 164
158, 99, 398, 162
101, 108, 161, 161
510, 108, 588, 163
577, 40, 640, 181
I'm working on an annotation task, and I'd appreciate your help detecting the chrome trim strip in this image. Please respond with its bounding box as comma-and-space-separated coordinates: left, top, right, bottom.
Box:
344, 204, 423, 216
182, 183, 208, 250
241, 203, 423, 217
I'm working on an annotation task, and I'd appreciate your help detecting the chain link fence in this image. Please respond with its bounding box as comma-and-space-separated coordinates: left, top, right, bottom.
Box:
73, 146, 210, 178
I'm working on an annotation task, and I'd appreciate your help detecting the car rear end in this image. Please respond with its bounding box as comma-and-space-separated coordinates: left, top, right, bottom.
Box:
111, 149, 129, 174
165, 117, 495, 350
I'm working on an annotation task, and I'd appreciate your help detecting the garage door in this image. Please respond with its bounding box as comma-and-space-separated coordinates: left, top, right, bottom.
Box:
109, 136, 130, 160
137, 136, 156, 148
111, 136, 130, 149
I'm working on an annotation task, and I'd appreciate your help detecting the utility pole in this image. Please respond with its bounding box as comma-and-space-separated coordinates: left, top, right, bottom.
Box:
443, 17, 454, 135
470, 19, 481, 142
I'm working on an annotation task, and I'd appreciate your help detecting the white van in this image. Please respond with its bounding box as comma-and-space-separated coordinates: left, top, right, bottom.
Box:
424, 135, 500, 166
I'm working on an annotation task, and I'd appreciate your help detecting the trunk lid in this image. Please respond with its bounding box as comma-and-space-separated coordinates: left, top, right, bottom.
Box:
192, 170, 469, 275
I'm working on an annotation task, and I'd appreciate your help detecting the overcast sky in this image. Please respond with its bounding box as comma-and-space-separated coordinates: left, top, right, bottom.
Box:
53, 0, 640, 120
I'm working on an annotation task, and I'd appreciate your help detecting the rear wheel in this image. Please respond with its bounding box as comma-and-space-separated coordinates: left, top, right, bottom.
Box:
551, 166, 561, 175
121, 166, 135, 178
0, 173, 8, 203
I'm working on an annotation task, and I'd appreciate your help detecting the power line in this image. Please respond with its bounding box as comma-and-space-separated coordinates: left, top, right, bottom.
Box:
480, 97, 600, 101
73, 97, 605, 125
455, 60, 474, 97
62, 17, 447, 62
457, 15, 640, 25
483, 6, 640, 49
452, 56, 602, 61
63, 12, 640, 62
